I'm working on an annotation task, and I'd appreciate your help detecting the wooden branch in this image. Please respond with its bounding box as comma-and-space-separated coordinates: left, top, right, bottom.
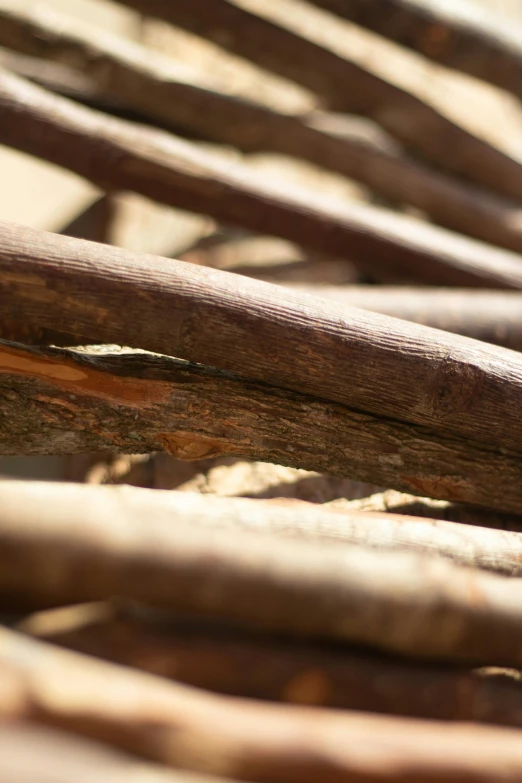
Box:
4, 477, 522, 576
5, 73, 522, 289
3, 481, 522, 665
308, 0, 522, 101
4, 7, 522, 255
288, 286, 522, 350
3, 627, 522, 781
0, 723, 229, 783
5, 340, 522, 511
114, 0, 522, 203
24, 601, 522, 726
4, 222, 522, 458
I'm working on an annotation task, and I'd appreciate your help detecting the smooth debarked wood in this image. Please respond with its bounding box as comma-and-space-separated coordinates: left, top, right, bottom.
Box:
288, 286, 522, 350
5, 71, 522, 288
114, 0, 522, 203
4, 6, 522, 254
308, 0, 522, 101
24, 601, 522, 726
4, 628, 522, 782
4, 222, 522, 458
3, 480, 522, 665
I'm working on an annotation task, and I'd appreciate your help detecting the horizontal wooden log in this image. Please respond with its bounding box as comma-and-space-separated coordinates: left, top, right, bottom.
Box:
308, 0, 522, 100
24, 601, 522, 725
3, 627, 522, 781
5, 72, 522, 288
4, 6, 522, 254
288, 286, 522, 349
3, 480, 522, 665
114, 0, 522, 203
0, 723, 227, 783
5, 340, 522, 511
4, 222, 522, 457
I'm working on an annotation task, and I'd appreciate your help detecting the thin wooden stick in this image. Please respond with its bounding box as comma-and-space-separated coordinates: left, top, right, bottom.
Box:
3, 221, 522, 457
22, 601, 522, 725
4, 71, 522, 288
308, 0, 522, 100
4, 340, 522, 511
3, 626, 522, 781
4, 6, 522, 254
114, 0, 522, 202
287, 286, 522, 350
2, 480, 522, 664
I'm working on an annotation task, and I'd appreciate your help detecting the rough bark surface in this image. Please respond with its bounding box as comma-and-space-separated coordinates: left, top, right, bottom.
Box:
114, 0, 522, 202
4, 71, 522, 288
4, 6, 522, 255
4, 222, 522, 459
4, 627, 522, 781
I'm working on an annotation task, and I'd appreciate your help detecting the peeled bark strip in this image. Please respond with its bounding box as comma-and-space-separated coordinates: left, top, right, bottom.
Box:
288, 286, 522, 350
3, 628, 522, 781
5, 340, 522, 511
309, 0, 522, 100
4, 223, 522, 459
4, 7, 522, 254
4, 73, 522, 289
22, 601, 522, 725
3, 480, 522, 664
115, 0, 522, 203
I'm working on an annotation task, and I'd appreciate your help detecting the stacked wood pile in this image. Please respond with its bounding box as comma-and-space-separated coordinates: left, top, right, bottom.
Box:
4, 0, 522, 779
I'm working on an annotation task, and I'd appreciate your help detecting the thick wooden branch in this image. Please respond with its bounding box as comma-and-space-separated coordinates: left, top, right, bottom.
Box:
5, 340, 522, 511
3, 480, 522, 665
3, 479, 522, 576
114, 0, 522, 203
3, 223, 522, 459
24, 601, 522, 726
289, 286, 522, 350
3, 627, 522, 781
4, 7, 522, 255
4, 73, 522, 288
308, 0, 522, 101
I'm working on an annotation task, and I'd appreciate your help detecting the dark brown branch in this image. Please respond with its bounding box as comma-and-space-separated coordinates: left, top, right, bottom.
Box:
4, 628, 522, 782
24, 601, 522, 726
114, 0, 522, 203
308, 0, 522, 101
3, 480, 522, 665
4, 222, 522, 459
3, 7, 522, 254
4, 71, 522, 288
288, 286, 522, 350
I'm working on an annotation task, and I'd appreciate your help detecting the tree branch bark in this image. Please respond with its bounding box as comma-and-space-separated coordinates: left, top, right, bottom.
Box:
3, 221, 522, 458
2, 480, 522, 665
288, 286, 522, 350
4, 6, 522, 255
4, 71, 522, 288
113, 0, 522, 203
308, 0, 522, 101
3, 627, 522, 781
22, 601, 522, 726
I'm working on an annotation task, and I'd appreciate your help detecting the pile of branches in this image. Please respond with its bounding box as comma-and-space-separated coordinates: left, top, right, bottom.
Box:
3, 0, 522, 780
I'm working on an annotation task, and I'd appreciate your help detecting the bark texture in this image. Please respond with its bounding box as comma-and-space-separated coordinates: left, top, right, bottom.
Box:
4, 71, 522, 288
4, 5, 522, 254
114, 0, 522, 202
